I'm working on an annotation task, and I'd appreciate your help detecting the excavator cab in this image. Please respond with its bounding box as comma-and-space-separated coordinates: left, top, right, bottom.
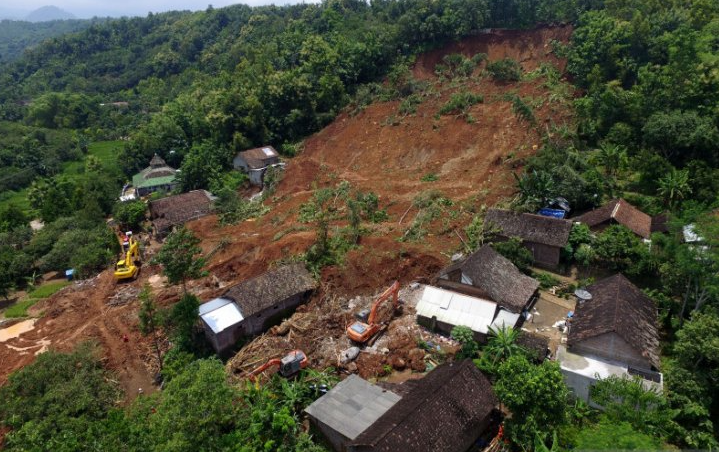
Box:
249, 350, 309, 382
279, 350, 308, 377
346, 281, 400, 344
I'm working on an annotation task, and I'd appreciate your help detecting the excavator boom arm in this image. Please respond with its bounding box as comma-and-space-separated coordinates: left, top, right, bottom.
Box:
366, 281, 400, 325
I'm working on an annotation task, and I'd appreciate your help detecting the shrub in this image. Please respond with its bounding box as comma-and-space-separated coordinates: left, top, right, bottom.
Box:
486, 58, 522, 82
420, 173, 439, 182
398, 94, 423, 115
438, 92, 484, 118
492, 238, 534, 273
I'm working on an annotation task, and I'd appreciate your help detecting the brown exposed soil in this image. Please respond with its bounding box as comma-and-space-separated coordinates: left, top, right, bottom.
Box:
0, 25, 574, 398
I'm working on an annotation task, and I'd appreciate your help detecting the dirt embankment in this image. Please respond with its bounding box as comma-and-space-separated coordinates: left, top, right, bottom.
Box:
0, 25, 574, 395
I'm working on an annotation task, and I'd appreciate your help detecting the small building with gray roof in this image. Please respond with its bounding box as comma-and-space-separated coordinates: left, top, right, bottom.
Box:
305, 375, 401, 452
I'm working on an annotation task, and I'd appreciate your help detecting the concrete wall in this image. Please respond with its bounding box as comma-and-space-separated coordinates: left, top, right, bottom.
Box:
561, 368, 597, 405
571, 332, 653, 371
233, 155, 250, 172
240, 292, 310, 336
201, 319, 244, 355
308, 417, 351, 452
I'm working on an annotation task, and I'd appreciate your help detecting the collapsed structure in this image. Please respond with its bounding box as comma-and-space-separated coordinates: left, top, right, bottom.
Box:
199, 263, 317, 354
306, 360, 498, 452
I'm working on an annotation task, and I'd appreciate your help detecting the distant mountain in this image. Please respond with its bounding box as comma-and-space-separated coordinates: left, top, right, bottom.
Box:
25, 5, 76, 22
0, 18, 102, 63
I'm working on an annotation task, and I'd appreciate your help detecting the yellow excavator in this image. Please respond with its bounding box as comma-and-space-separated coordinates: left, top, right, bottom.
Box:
114, 234, 141, 281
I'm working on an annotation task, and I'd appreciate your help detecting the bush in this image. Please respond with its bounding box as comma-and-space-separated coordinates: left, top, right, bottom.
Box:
492, 238, 534, 273
113, 200, 147, 230
451, 325, 479, 359
438, 92, 484, 118
215, 188, 269, 225
486, 58, 522, 82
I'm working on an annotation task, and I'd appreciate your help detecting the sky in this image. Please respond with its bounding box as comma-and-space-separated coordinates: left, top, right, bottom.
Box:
0, 0, 306, 19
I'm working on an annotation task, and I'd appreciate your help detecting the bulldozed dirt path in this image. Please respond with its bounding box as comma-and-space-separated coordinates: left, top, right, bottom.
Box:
0, 25, 575, 397
0, 271, 157, 399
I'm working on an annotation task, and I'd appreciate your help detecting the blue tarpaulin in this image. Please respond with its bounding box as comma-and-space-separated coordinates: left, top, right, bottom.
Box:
538, 208, 566, 219
65, 269, 75, 281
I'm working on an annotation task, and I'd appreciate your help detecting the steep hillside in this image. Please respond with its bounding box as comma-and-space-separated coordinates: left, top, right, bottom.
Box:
0, 26, 574, 392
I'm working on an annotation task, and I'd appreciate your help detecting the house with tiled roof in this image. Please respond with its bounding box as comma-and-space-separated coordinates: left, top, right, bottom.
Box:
200, 263, 316, 353
306, 360, 498, 452
558, 274, 662, 403
485, 208, 572, 268
233, 145, 282, 186
573, 198, 665, 239
435, 245, 540, 315
149, 190, 215, 236
132, 154, 179, 197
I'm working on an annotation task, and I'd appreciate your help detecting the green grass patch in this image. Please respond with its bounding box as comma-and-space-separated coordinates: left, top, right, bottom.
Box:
421, 173, 439, 182
0, 140, 123, 216
0, 187, 32, 213
4, 299, 41, 318
27, 281, 71, 299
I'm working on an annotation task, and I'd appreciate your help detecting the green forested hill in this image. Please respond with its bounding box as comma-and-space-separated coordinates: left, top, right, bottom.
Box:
0, 18, 105, 64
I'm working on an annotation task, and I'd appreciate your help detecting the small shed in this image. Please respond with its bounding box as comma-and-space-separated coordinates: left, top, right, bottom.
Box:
220, 263, 316, 337
349, 360, 498, 452
485, 208, 572, 268
149, 190, 215, 236
199, 298, 245, 354
436, 245, 540, 314
416, 285, 498, 340
305, 375, 401, 452
233, 145, 281, 186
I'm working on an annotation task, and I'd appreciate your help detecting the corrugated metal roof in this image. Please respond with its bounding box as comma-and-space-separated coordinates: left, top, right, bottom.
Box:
199, 298, 244, 334
490, 309, 521, 330
416, 286, 497, 334
305, 374, 401, 440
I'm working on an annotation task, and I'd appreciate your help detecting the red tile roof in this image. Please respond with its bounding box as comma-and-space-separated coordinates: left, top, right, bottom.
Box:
574, 199, 653, 239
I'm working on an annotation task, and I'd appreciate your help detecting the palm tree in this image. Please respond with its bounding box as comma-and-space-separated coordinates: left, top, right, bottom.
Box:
657, 169, 691, 208
483, 325, 524, 365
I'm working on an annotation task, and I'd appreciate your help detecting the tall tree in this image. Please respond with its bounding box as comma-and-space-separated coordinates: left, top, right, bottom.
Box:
152, 226, 206, 293
493, 355, 569, 449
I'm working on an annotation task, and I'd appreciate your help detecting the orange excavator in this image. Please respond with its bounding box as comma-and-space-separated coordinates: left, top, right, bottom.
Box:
248, 350, 309, 381
346, 281, 401, 344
